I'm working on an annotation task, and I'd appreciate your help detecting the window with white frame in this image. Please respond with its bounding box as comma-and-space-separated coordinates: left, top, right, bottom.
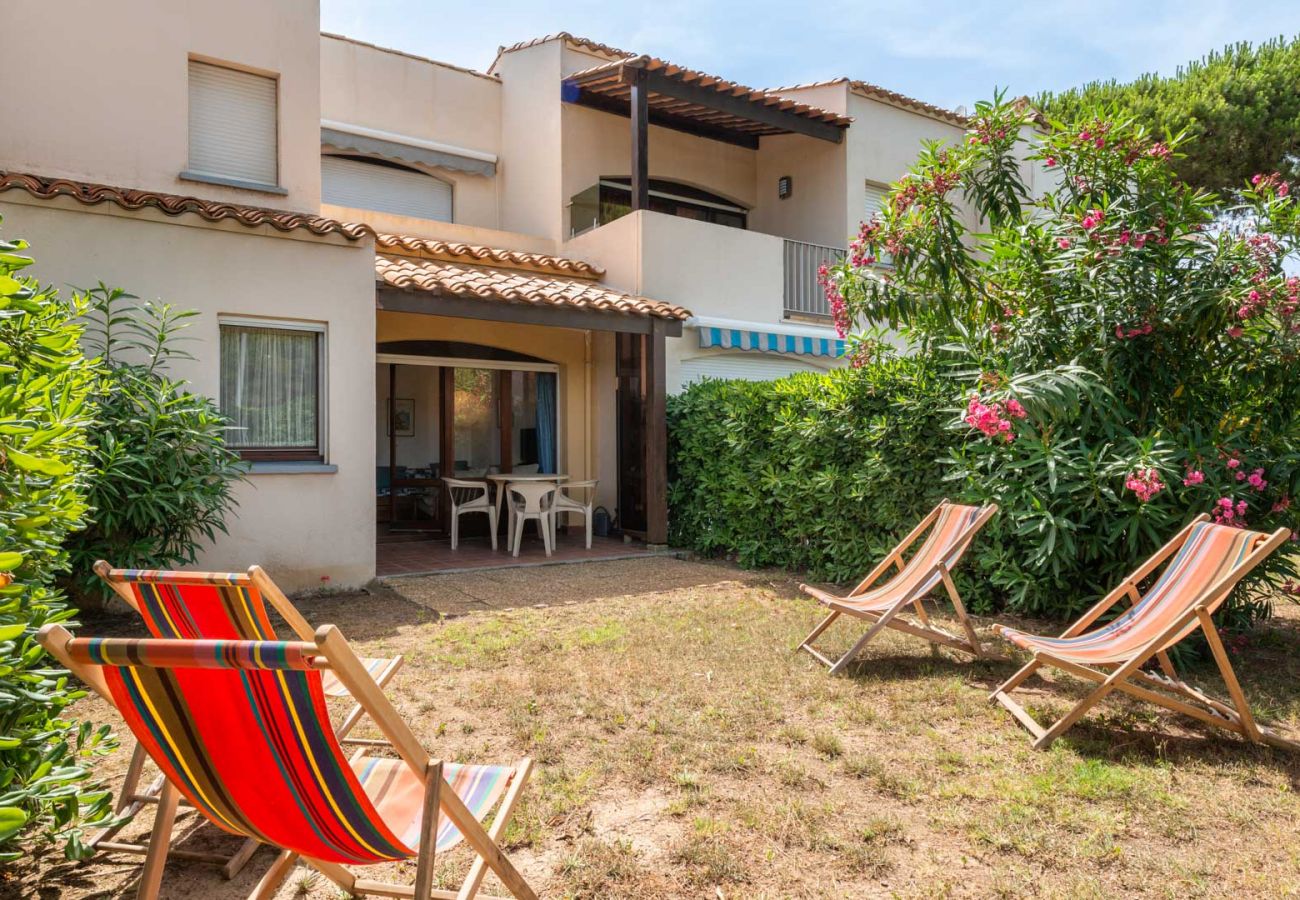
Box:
187, 60, 279, 188
219, 319, 325, 461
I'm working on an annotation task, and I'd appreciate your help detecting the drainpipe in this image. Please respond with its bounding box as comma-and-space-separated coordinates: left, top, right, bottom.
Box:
584, 330, 593, 482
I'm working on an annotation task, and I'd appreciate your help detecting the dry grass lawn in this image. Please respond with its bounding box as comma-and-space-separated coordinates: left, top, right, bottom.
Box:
10, 557, 1300, 898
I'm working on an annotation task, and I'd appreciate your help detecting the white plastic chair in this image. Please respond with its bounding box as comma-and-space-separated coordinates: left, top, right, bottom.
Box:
507, 482, 556, 557
551, 480, 598, 549
444, 477, 497, 550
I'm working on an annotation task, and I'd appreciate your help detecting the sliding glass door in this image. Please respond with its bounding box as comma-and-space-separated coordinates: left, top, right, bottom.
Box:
377, 355, 558, 538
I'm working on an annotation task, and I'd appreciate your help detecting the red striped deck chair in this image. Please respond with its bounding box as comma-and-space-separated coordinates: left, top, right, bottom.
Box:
38, 623, 536, 900
990, 515, 1298, 751
89, 562, 403, 878
798, 500, 999, 674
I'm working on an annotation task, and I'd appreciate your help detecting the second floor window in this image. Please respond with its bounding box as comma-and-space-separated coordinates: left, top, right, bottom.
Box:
321, 155, 452, 222
187, 60, 279, 189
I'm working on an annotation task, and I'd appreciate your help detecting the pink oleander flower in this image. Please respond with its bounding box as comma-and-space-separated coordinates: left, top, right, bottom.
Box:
1125, 468, 1165, 503
1183, 469, 1205, 487
964, 394, 1023, 443
1247, 468, 1268, 491
1045, 156, 1056, 167
1273, 495, 1291, 513
1212, 496, 1249, 526
1058, 238, 1070, 249
1081, 209, 1104, 231
1147, 142, 1172, 160
1226, 326, 1244, 338
1226, 457, 1240, 470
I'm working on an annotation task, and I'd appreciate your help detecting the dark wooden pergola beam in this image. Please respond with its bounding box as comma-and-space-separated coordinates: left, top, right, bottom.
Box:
619, 64, 845, 144
572, 88, 760, 149
630, 67, 649, 212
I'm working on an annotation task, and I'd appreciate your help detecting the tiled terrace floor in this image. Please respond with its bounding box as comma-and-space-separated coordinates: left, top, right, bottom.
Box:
376, 531, 658, 577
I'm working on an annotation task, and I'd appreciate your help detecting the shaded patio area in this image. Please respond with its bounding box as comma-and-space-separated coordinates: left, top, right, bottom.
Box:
376, 531, 660, 577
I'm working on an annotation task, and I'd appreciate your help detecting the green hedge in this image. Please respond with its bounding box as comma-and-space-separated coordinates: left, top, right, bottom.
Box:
667, 358, 959, 586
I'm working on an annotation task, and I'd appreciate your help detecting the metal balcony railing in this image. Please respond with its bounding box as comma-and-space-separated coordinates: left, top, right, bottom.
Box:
782, 239, 845, 318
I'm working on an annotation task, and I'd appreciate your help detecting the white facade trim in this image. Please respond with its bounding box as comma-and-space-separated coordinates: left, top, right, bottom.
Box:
321, 119, 498, 164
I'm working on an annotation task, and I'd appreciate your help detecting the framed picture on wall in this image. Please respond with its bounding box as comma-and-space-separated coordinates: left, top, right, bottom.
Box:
389, 398, 415, 437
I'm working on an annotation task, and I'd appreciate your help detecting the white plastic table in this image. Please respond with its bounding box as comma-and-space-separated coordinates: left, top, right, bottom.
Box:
485, 473, 568, 530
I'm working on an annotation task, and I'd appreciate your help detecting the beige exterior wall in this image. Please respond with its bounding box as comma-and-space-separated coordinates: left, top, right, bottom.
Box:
494, 42, 566, 240
319, 35, 502, 229
1, 0, 322, 212
750, 133, 849, 248
0, 197, 377, 590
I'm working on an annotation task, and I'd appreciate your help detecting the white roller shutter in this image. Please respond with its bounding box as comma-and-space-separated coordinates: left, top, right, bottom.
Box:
188, 61, 278, 186
321, 156, 453, 222
680, 354, 830, 387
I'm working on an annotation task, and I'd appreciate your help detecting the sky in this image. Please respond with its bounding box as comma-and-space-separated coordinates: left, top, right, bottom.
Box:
321, 0, 1300, 112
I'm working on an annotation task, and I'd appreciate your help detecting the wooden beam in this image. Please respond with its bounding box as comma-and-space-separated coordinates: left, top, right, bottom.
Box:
571, 87, 760, 149
439, 366, 455, 526
630, 67, 649, 212
643, 318, 668, 545
624, 65, 845, 144
377, 287, 683, 337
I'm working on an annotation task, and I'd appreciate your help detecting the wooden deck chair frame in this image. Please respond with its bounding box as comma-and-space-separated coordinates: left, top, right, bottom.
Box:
38, 623, 536, 900
990, 514, 1299, 752
88, 562, 404, 879
797, 500, 999, 674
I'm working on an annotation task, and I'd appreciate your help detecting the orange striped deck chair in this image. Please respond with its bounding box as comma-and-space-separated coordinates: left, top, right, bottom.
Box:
38, 623, 536, 900
798, 500, 999, 674
991, 515, 1298, 751
89, 563, 403, 878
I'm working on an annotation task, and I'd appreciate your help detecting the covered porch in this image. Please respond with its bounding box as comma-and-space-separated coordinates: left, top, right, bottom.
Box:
371, 232, 687, 569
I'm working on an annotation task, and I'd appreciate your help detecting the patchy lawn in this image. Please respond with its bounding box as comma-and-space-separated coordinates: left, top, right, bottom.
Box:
10, 558, 1300, 898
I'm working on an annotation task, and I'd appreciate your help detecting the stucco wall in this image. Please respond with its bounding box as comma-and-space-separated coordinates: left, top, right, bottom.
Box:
495, 42, 566, 240
1, 0, 322, 212
750, 133, 849, 248
320, 34, 501, 229
0, 198, 376, 590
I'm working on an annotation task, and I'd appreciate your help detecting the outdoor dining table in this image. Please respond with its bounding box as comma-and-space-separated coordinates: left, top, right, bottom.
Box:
485, 472, 568, 531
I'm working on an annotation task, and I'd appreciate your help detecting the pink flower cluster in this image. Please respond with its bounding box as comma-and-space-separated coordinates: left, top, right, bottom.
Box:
1114, 322, 1154, 340
1080, 208, 1104, 230
1213, 496, 1249, 526
848, 218, 882, 269
964, 394, 1027, 443
817, 262, 850, 339
1273, 494, 1292, 513
1146, 142, 1172, 161
1125, 468, 1165, 502
1183, 468, 1205, 487
1251, 172, 1291, 198
1247, 468, 1268, 491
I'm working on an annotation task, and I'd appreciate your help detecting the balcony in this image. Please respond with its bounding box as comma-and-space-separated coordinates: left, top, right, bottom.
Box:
782, 239, 844, 320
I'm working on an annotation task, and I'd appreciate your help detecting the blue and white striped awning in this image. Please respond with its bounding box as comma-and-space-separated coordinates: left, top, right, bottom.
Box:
698, 326, 844, 358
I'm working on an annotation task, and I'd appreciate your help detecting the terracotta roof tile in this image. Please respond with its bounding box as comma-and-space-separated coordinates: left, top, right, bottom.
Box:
565, 56, 852, 133
376, 254, 690, 321
376, 233, 604, 279
495, 32, 633, 67
771, 77, 968, 127
0, 171, 373, 240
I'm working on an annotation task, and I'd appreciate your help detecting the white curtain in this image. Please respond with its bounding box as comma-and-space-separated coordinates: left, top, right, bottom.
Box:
220, 325, 318, 449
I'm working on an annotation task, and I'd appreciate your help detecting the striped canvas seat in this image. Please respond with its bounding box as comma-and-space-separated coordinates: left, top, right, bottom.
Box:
989, 515, 1297, 752
995, 522, 1260, 666
355, 758, 513, 853
41, 627, 537, 899
797, 500, 999, 672
805, 503, 988, 612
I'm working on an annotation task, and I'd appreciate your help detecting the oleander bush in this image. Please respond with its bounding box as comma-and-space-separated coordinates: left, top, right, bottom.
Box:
671, 96, 1300, 621
823, 94, 1300, 618
0, 220, 117, 860
65, 285, 245, 604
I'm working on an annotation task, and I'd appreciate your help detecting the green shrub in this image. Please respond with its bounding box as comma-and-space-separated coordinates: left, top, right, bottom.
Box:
0, 220, 116, 859
826, 95, 1300, 619
65, 286, 246, 603
668, 355, 957, 585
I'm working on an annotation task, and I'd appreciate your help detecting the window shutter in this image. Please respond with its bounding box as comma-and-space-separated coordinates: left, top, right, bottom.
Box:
864, 181, 890, 220
188, 61, 278, 186
321, 156, 453, 222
